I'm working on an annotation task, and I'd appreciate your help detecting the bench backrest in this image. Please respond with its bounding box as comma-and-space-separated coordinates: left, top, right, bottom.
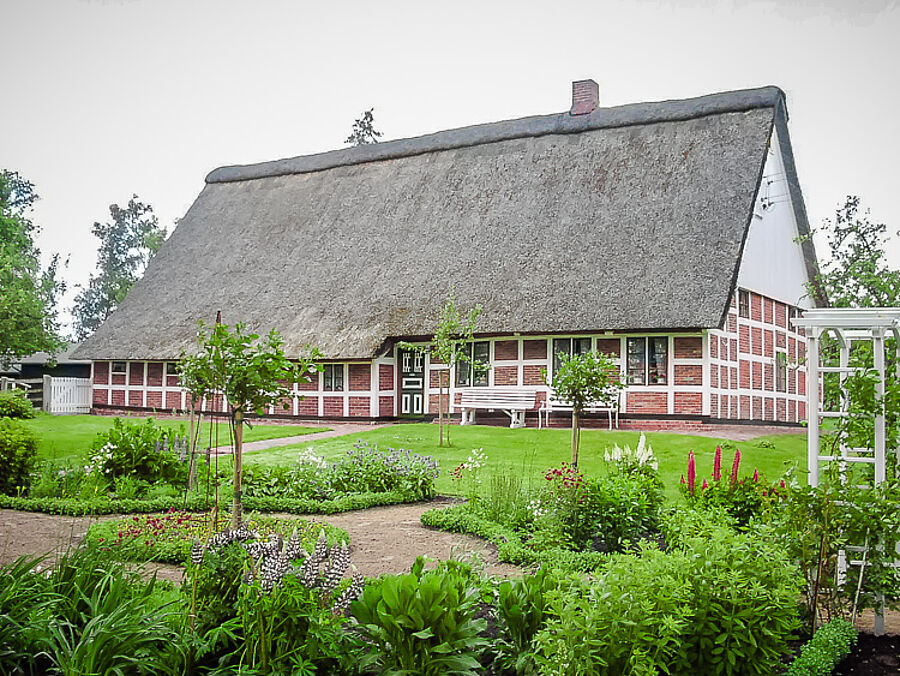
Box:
459, 389, 537, 409
547, 390, 620, 409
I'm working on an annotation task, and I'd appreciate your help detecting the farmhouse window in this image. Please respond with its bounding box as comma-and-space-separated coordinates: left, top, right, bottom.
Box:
111, 361, 127, 374
165, 362, 178, 376
626, 337, 668, 385
552, 337, 592, 377
323, 364, 344, 391
775, 352, 787, 392
455, 341, 490, 388
738, 290, 750, 318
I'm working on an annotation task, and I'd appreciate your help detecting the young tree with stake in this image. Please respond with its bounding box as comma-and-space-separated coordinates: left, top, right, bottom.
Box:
179, 321, 321, 528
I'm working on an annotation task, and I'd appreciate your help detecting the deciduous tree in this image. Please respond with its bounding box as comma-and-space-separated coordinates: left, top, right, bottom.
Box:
544, 351, 624, 467
0, 170, 65, 367
72, 195, 166, 339
345, 108, 383, 146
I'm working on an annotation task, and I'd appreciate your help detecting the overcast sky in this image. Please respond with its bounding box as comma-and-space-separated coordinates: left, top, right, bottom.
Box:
3, 0, 899, 333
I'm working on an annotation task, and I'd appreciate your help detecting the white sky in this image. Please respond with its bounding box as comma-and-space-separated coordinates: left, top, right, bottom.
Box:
3, 0, 899, 333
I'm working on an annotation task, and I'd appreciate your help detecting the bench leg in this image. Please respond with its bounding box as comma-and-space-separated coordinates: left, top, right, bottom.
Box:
509, 410, 525, 429
459, 409, 474, 426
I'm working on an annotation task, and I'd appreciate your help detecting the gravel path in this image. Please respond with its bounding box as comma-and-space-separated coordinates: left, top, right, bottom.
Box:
0, 499, 521, 583
212, 423, 389, 455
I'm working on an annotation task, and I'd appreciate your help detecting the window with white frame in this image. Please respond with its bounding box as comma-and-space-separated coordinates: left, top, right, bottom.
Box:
165, 362, 178, 376
323, 364, 344, 391
626, 337, 668, 385
551, 337, 592, 377
455, 341, 490, 387
775, 351, 787, 392
738, 289, 750, 318
111, 361, 127, 374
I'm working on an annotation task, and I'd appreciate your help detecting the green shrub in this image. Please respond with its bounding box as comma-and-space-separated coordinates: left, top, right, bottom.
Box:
665, 514, 803, 675
535, 546, 693, 675
88, 417, 188, 482
0, 389, 35, 419
0, 556, 54, 675
350, 556, 487, 675
0, 419, 38, 495
787, 618, 857, 676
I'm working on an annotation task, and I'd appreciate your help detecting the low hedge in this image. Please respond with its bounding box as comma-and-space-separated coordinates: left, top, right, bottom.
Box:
421, 503, 606, 572
0, 489, 422, 517
85, 511, 349, 565
787, 618, 858, 676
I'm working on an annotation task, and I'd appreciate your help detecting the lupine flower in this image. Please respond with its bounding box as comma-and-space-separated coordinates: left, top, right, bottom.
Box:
702, 478, 708, 491
713, 445, 722, 482
753, 468, 759, 482
730, 448, 741, 486
687, 450, 696, 495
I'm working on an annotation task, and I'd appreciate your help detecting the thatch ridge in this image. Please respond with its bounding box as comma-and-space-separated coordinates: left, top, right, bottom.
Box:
207, 86, 784, 185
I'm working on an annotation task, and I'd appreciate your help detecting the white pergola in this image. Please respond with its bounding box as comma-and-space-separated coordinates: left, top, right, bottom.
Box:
792, 307, 900, 635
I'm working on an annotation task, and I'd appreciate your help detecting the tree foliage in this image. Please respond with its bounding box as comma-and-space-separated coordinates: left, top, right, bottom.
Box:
0, 170, 65, 367
811, 195, 900, 307
72, 195, 166, 339
178, 321, 322, 527
345, 108, 383, 146
544, 350, 624, 466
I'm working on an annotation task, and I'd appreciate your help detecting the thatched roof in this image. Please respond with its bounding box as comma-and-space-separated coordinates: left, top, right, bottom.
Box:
74, 85, 817, 361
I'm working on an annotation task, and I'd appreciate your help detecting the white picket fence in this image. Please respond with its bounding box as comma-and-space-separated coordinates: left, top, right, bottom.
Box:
42, 376, 92, 414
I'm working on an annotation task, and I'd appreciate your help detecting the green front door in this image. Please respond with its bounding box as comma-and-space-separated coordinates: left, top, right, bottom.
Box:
398, 348, 424, 417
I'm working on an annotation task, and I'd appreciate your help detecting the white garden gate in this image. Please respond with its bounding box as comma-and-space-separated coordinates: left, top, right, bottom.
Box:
42, 376, 92, 414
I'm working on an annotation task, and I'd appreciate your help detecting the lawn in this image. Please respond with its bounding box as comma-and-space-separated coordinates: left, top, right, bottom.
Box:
245, 423, 808, 502
22, 412, 328, 463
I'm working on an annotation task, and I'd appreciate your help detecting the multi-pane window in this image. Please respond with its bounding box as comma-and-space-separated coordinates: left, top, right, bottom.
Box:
111, 361, 127, 374
323, 364, 344, 391
455, 341, 490, 387
626, 337, 668, 385
738, 289, 750, 318
552, 337, 592, 377
775, 352, 787, 392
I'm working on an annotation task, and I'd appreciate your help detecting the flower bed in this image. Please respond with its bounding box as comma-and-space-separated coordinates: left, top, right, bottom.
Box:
84, 509, 348, 564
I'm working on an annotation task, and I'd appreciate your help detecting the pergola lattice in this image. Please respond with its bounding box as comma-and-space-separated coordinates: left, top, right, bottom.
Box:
792, 307, 900, 635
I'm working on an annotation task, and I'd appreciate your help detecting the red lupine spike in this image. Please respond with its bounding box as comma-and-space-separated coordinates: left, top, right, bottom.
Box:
687, 450, 696, 496
753, 469, 759, 482
730, 448, 741, 486
713, 445, 722, 482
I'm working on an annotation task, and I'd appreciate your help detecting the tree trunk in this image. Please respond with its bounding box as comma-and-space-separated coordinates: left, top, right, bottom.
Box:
445, 378, 452, 446
231, 408, 244, 529
571, 409, 580, 467
439, 381, 444, 447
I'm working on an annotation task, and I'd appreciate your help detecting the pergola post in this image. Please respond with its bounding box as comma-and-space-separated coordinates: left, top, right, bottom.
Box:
806, 331, 820, 486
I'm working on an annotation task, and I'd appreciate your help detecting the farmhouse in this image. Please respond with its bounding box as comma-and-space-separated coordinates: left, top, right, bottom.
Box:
74, 80, 822, 429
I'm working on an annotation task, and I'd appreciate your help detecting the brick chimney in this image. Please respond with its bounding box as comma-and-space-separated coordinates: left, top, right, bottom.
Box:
570, 79, 599, 116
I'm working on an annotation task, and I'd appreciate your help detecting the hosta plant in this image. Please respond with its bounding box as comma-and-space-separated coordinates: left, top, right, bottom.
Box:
350, 556, 488, 675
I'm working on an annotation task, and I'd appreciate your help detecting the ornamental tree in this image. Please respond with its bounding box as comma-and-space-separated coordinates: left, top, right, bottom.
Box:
400, 294, 483, 447
178, 321, 321, 527
544, 350, 624, 467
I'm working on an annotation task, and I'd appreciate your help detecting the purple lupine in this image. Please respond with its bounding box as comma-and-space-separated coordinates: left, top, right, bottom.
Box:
752, 468, 759, 482
713, 445, 722, 482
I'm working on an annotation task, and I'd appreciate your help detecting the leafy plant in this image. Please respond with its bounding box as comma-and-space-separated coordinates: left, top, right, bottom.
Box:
786, 617, 857, 676
0, 389, 35, 419
350, 556, 488, 675
0, 418, 38, 495
87, 417, 186, 482
494, 566, 559, 675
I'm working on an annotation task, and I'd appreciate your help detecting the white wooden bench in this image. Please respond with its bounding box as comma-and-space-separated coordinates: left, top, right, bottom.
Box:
538, 392, 621, 430
452, 389, 538, 429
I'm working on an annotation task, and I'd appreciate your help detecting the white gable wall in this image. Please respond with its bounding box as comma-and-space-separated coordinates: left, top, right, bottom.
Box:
736, 127, 814, 309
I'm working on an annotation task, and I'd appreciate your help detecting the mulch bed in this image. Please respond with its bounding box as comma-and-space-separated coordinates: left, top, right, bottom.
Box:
835, 633, 900, 675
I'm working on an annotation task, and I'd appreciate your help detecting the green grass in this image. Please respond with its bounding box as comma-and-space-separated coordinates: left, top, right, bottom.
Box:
21, 412, 328, 463
245, 423, 808, 502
